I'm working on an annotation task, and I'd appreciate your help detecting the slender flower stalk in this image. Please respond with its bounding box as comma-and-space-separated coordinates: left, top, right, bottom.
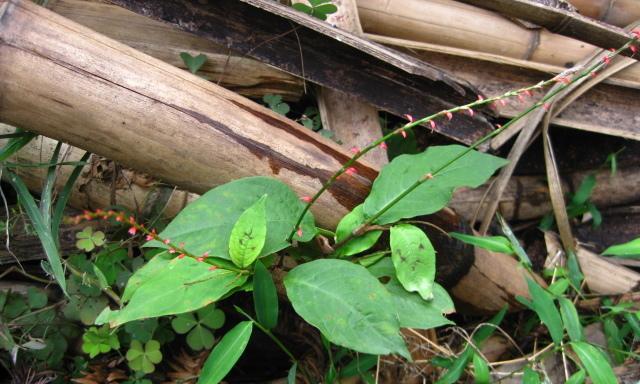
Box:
289, 35, 639, 242
71, 210, 245, 273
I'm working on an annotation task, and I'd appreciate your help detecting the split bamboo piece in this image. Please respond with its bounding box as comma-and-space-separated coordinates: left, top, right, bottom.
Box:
570, 0, 640, 27
357, 0, 640, 90
292, 0, 386, 167
46, 0, 303, 100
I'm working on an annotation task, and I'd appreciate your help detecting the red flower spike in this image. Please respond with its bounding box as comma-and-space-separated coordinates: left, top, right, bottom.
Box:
429, 120, 436, 130
524, 90, 533, 97
178, 254, 186, 259
403, 114, 414, 123
400, 129, 407, 139
590, 71, 598, 78
466, 107, 474, 117
128, 226, 137, 236
163, 239, 171, 245
301, 196, 313, 203
169, 248, 176, 254
496, 124, 502, 129
542, 103, 551, 112
345, 167, 357, 176
208, 266, 218, 271
349, 146, 360, 154
477, 95, 485, 102
446, 111, 453, 120
202, 251, 210, 258
197, 257, 204, 262
296, 227, 303, 237
499, 99, 507, 106
128, 216, 135, 224
602, 55, 612, 65
630, 45, 638, 55
145, 234, 154, 241
115, 215, 124, 222
379, 141, 388, 150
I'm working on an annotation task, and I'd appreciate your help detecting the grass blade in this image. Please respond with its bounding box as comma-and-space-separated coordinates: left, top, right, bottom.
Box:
0, 128, 36, 162
40, 142, 62, 230
5, 169, 66, 294
52, 151, 91, 243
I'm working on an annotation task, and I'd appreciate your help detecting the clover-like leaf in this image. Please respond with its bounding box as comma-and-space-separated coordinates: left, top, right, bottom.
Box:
172, 305, 225, 351
75, 227, 106, 252
27, 287, 47, 309
82, 325, 120, 358
127, 340, 162, 374
180, 52, 208, 74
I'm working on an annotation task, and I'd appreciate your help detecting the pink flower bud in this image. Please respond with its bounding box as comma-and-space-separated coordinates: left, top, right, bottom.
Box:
403, 114, 414, 123
345, 167, 357, 176
379, 141, 388, 150
178, 254, 186, 259
349, 146, 360, 154
429, 120, 436, 130
128, 226, 137, 236
296, 227, 303, 237
208, 266, 218, 271
163, 239, 171, 245
446, 111, 453, 120
301, 196, 313, 203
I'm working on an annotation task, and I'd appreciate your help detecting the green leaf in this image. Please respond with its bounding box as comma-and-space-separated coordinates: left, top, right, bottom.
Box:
145, 177, 315, 259
571, 174, 596, 206
523, 367, 541, 384
314, 3, 338, 19
198, 321, 253, 384
450, 232, 513, 254
0, 128, 36, 162
497, 214, 531, 266
127, 340, 162, 374
602, 318, 624, 365
180, 52, 207, 74
603, 237, 640, 258
436, 348, 473, 384
368, 258, 454, 330
124, 319, 158, 343
340, 354, 378, 378
82, 326, 120, 359
526, 278, 564, 345
27, 287, 47, 309
570, 341, 617, 384
547, 278, 570, 297
96, 255, 247, 326
390, 224, 436, 300
253, 261, 278, 330
172, 313, 197, 334
334, 205, 382, 257
291, 3, 313, 15
187, 324, 215, 350
364, 145, 507, 224
285, 259, 410, 358
92, 264, 109, 290
566, 369, 586, 384
472, 353, 490, 384
288, 363, 297, 384
229, 195, 267, 268
558, 297, 584, 342
198, 306, 225, 330
6, 170, 66, 294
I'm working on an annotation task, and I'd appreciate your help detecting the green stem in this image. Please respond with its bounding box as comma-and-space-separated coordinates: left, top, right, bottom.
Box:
298, 39, 634, 246
235, 306, 297, 362
64, 261, 122, 306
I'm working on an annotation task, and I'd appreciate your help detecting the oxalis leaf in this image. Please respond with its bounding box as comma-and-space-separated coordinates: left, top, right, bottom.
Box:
284, 259, 410, 359
145, 177, 315, 259
229, 195, 267, 268
390, 224, 436, 300
96, 254, 247, 326
363, 145, 507, 224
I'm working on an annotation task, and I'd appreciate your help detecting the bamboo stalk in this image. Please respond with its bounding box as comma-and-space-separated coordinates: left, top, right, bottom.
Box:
570, 0, 640, 28
45, 0, 303, 100
357, 0, 640, 90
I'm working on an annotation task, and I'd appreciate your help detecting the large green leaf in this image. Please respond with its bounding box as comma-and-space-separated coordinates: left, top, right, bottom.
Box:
368, 258, 453, 330
570, 341, 617, 384
145, 177, 315, 259
284, 259, 410, 359
363, 145, 507, 224
96, 255, 247, 326
334, 205, 382, 258
229, 195, 267, 268
390, 224, 436, 300
253, 261, 279, 330
198, 321, 253, 384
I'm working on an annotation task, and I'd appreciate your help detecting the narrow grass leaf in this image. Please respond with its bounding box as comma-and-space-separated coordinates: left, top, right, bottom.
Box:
526, 278, 563, 345
253, 261, 278, 330
450, 232, 513, 254
472, 353, 490, 384
40, 142, 62, 230
0, 128, 36, 162
571, 341, 617, 384
52, 152, 91, 243
603, 237, 640, 258
198, 321, 253, 384
565, 369, 585, 384
558, 297, 584, 342
5, 170, 66, 294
